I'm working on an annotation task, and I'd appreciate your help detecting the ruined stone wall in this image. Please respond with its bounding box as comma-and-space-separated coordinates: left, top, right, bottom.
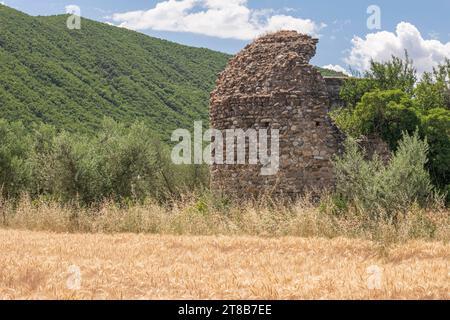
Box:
358, 134, 392, 164
210, 31, 345, 197
324, 76, 347, 108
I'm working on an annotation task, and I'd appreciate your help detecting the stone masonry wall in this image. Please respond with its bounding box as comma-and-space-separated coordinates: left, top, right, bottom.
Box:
210, 31, 345, 197
324, 76, 347, 108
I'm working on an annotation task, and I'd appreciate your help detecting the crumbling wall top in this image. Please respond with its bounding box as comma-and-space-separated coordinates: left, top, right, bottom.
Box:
211, 31, 324, 101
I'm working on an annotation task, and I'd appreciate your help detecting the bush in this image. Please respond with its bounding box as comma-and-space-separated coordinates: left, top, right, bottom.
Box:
380, 132, 433, 208
415, 59, 450, 111
339, 77, 376, 108
420, 108, 450, 187
0, 120, 32, 198
333, 132, 433, 218
333, 55, 449, 201
333, 89, 421, 149
366, 53, 416, 95
338, 53, 416, 108
0, 117, 210, 204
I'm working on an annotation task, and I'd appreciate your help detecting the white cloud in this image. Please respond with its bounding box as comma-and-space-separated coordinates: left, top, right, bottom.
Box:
345, 22, 450, 74
322, 64, 350, 76
65, 5, 80, 14
111, 0, 325, 40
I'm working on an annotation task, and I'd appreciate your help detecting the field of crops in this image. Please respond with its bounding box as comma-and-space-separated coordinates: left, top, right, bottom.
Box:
0, 229, 448, 299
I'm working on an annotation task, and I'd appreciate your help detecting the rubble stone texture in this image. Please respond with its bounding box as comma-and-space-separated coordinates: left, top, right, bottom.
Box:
324, 76, 347, 108
358, 134, 392, 164
209, 31, 346, 197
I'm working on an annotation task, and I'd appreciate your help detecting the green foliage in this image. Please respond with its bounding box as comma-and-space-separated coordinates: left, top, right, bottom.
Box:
315, 67, 348, 77
338, 77, 376, 108
415, 73, 447, 111
334, 55, 450, 193
420, 108, 450, 186
333, 132, 433, 217
366, 53, 417, 95
0, 118, 209, 204
333, 90, 449, 190
333, 89, 421, 149
381, 132, 433, 207
0, 120, 32, 197
415, 59, 450, 111
339, 53, 416, 108
333, 137, 385, 215
445, 185, 450, 204
0, 5, 230, 140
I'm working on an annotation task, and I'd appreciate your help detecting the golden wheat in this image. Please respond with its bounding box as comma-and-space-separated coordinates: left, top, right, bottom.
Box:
0, 229, 448, 300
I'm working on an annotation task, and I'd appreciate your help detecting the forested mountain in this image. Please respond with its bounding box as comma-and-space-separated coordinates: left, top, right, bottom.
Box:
0, 5, 346, 139
0, 5, 231, 138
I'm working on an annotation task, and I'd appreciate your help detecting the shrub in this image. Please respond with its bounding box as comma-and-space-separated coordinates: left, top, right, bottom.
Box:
0, 120, 32, 198
380, 132, 432, 209
333, 132, 433, 218
0, 117, 210, 204
419, 108, 450, 187
338, 52, 416, 108
415, 59, 450, 111
365, 53, 416, 95
339, 77, 376, 108
333, 56, 449, 199
332, 137, 385, 215
333, 89, 421, 149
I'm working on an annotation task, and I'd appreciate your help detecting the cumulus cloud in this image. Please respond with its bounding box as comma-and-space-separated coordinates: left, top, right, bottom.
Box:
322, 64, 351, 76
345, 22, 450, 74
111, 0, 325, 40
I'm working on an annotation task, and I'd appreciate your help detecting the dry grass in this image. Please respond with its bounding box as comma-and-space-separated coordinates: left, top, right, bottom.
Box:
1, 195, 449, 245
0, 229, 448, 300
1, 196, 448, 299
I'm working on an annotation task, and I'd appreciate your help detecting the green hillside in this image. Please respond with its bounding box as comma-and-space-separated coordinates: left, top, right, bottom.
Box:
0, 5, 230, 139
0, 5, 346, 139
316, 67, 348, 77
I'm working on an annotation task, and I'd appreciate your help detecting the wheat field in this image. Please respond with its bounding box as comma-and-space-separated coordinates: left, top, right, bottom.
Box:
0, 229, 448, 299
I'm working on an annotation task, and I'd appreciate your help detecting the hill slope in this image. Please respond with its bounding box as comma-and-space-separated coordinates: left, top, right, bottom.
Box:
0, 5, 230, 138
0, 5, 346, 138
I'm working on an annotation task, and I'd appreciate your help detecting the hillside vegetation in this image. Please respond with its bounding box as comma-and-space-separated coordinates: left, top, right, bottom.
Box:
0, 5, 346, 138
332, 55, 450, 192
0, 5, 230, 137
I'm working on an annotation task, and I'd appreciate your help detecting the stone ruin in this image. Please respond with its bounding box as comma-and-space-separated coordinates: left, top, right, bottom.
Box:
209, 31, 389, 197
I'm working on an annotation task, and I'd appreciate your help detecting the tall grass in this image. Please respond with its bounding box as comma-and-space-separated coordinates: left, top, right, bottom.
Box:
1, 193, 448, 245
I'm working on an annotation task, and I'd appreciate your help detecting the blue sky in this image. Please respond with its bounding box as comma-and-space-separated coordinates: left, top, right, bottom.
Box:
3, 0, 450, 74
